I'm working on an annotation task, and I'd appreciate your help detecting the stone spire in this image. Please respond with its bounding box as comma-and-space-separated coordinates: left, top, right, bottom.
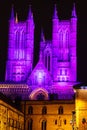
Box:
71, 3, 77, 18
53, 4, 58, 19
10, 5, 14, 20
40, 28, 45, 42
27, 5, 33, 19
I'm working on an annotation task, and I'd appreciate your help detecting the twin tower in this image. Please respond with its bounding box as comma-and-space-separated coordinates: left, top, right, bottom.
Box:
5, 3, 77, 100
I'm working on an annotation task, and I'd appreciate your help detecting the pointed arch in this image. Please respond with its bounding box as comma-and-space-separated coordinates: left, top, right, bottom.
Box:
58, 30, 63, 61
29, 88, 48, 100
21, 31, 25, 49
59, 30, 63, 48
45, 51, 51, 71
65, 31, 69, 48
15, 31, 20, 49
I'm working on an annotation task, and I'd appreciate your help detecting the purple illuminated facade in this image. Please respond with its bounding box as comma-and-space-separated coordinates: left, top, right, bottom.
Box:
3, 4, 77, 100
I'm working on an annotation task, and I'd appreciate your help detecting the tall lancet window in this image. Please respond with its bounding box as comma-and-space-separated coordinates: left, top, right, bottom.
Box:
59, 31, 63, 48
45, 52, 50, 71
19, 31, 25, 59
66, 31, 69, 48
15, 31, 20, 49
21, 31, 25, 49
59, 31, 63, 61
65, 31, 70, 61
48, 55, 50, 71
45, 55, 47, 68
42, 120, 46, 130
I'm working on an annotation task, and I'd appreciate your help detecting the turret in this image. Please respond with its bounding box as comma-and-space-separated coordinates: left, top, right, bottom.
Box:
53, 4, 59, 19
8, 6, 15, 59
40, 28, 45, 51
52, 4, 59, 47
10, 5, 15, 21
70, 3, 77, 82
71, 3, 77, 31
27, 5, 34, 33
71, 3, 77, 18
25, 5, 35, 73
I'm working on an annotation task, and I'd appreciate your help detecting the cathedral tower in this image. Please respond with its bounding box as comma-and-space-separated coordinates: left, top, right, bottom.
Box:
5, 6, 35, 82
52, 4, 77, 83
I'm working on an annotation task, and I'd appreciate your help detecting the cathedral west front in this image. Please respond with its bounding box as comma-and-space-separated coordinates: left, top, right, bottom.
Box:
0, 2, 87, 130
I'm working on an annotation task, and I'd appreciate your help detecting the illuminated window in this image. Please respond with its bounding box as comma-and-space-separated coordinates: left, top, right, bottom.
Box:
48, 55, 50, 71
15, 31, 20, 49
45, 55, 47, 68
42, 106, 47, 115
28, 106, 33, 115
65, 69, 67, 75
28, 119, 33, 130
21, 31, 25, 49
42, 120, 46, 130
62, 77, 65, 82
45, 52, 51, 71
60, 69, 62, 75
59, 31, 63, 48
58, 77, 60, 82
66, 77, 69, 81
66, 31, 69, 48
58, 106, 63, 114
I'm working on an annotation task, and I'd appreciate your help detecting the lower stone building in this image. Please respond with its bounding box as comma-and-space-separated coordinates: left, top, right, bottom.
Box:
74, 84, 87, 130
21, 100, 75, 130
1, 84, 87, 130
0, 93, 24, 130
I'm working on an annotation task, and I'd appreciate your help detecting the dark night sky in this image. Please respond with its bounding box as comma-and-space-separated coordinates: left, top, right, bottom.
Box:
0, 0, 87, 82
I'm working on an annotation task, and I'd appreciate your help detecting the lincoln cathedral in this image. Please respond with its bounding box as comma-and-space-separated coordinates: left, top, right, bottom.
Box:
0, 2, 87, 130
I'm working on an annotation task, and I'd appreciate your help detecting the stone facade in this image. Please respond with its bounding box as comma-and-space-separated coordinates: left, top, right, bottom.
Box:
75, 87, 87, 130
0, 96, 24, 130
21, 100, 75, 130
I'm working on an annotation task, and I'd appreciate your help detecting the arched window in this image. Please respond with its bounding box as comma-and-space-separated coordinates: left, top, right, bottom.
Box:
45, 52, 51, 71
64, 31, 70, 61
59, 31, 63, 48
58, 31, 63, 61
45, 55, 47, 68
42, 106, 47, 115
28, 119, 33, 130
15, 31, 20, 49
21, 31, 25, 49
42, 120, 46, 130
28, 106, 33, 115
58, 106, 63, 114
66, 31, 69, 48
48, 55, 50, 71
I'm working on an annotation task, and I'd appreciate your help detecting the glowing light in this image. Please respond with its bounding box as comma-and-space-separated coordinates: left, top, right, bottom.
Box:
5, 3, 77, 99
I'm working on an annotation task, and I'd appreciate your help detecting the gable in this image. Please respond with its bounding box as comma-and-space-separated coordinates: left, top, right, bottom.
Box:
27, 60, 52, 86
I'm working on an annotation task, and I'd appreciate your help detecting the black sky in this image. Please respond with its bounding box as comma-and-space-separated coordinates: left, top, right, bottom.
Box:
0, 0, 87, 82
